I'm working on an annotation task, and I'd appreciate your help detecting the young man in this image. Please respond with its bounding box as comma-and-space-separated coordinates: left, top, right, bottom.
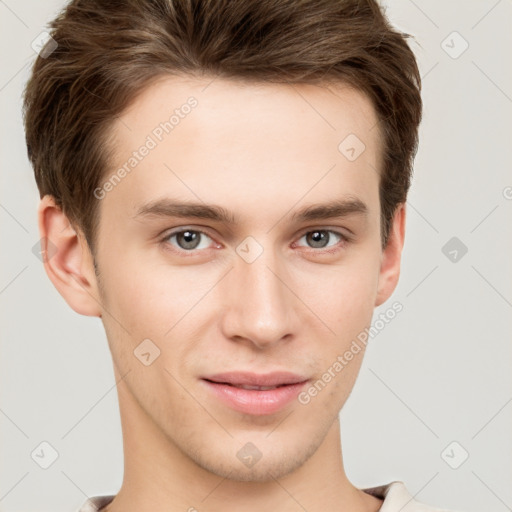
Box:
23, 0, 458, 511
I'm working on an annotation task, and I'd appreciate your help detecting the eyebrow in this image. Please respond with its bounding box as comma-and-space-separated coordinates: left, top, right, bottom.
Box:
133, 196, 368, 224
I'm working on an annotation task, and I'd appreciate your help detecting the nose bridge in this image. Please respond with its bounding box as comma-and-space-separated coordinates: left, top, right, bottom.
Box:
222, 240, 294, 347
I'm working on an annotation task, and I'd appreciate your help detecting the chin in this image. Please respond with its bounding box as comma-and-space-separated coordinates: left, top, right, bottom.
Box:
188, 436, 321, 483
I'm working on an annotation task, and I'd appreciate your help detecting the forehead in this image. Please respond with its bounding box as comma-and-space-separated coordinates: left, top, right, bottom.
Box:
102, 75, 382, 227
113, 75, 380, 151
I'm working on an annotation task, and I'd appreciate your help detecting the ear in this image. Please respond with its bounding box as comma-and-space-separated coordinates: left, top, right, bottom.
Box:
37, 195, 102, 317
375, 203, 406, 307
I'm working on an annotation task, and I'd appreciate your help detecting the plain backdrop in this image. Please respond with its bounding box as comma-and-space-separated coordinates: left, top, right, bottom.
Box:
1, 1, 511, 511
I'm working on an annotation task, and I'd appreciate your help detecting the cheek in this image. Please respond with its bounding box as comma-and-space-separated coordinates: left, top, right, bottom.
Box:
99, 258, 218, 382
298, 256, 380, 335
100, 255, 197, 335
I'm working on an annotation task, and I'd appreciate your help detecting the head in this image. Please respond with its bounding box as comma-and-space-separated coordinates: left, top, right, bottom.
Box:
24, 0, 421, 483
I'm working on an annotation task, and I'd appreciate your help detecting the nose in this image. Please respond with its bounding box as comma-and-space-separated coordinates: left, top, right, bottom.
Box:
220, 245, 298, 350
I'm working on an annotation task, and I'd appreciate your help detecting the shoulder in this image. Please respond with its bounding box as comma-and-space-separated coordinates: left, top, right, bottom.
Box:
362, 481, 464, 512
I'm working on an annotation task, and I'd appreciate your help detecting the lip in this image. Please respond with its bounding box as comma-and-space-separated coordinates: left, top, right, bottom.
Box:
200, 371, 309, 415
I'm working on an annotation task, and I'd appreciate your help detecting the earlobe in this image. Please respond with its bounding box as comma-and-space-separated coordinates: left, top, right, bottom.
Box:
37, 195, 102, 317
374, 203, 406, 307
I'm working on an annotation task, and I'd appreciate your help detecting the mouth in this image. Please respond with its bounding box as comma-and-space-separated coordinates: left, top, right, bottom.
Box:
203, 382, 290, 391
200, 371, 310, 415
202, 370, 309, 387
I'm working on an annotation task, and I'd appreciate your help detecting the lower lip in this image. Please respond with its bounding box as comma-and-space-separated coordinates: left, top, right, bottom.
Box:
201, 379, 308, 415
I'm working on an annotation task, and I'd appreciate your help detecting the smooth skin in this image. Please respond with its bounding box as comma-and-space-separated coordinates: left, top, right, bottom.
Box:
38, 75, 405, 512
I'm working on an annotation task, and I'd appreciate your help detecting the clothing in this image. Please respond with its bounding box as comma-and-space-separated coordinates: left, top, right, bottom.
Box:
76, 480, 459, 511
362, 481, 459, 511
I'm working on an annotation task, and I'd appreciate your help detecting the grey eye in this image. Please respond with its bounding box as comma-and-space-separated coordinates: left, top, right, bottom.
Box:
298, 230, 342, 249
166, 230, 213, 251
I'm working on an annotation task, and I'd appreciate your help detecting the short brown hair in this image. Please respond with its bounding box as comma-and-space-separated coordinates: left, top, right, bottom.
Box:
23, 0, 422, 255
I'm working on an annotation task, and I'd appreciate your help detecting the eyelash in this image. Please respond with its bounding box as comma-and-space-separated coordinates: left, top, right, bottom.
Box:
159, 227, 351, 256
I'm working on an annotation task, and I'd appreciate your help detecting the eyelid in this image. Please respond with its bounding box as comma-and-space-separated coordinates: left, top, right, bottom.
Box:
295, 225, 353, 240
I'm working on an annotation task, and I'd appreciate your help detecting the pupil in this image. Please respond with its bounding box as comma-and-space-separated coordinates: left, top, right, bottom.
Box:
308, 231, 328, 248
178, 230, 199, 249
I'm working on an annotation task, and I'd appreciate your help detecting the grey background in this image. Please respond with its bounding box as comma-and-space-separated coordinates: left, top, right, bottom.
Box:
1, 1, 511, 511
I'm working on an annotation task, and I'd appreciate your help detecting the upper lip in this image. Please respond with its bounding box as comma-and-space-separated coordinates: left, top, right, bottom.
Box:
202, 371, 309, 387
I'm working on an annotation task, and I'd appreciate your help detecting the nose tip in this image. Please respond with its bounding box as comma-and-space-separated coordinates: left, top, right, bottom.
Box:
220, 255, 296, 349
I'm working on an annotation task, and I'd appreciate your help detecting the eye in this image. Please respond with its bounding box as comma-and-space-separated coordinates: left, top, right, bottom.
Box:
162, 228, 216, 252
159, 227, 350, 256
295, 229, 348, 251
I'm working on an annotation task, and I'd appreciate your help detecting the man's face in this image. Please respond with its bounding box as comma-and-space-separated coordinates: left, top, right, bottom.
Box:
94, 76, 390, 481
